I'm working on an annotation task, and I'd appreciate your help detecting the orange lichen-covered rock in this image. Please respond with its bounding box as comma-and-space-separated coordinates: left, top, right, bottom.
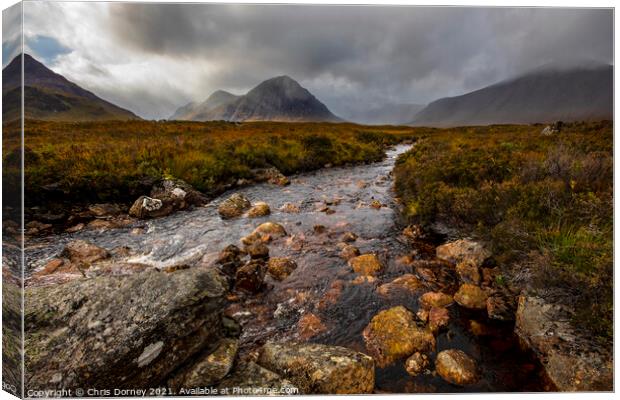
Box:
454, 284, 488, 310
267, 257, 297, 281
349, 254, 383, 276
419, 292, 453, 309
436, 349, 479, 386
363, 306, 435, 367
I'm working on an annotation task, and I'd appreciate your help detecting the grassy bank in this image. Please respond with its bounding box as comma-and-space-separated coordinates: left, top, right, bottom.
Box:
3, 120, 420, 209
393, 121, 613, 340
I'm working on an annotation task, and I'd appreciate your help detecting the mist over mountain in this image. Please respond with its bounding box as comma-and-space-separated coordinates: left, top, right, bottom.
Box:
2, 54, 139, 121
344, 103, 425, 125
170, 76, 340, 122
411, 64, 613, 127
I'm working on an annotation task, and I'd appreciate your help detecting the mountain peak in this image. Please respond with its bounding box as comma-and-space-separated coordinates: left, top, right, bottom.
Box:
210, 89, 236, 97
248, 75, 311, 102
255, 75, 301, 88
2, 53, 139, 121
170, 75, 340, 122
268, 75, 297, 84
204, 89, 238, 104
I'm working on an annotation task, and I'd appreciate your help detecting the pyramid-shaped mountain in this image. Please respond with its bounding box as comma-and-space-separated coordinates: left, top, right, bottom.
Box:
170, 76, 341, 122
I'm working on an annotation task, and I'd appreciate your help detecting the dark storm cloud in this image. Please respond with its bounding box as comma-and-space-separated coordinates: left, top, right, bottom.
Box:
23, 3, 613, 119
105, 4, 612, 117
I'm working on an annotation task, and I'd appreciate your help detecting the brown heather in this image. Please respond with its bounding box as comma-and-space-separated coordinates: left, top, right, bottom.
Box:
394, 120, 613, 340
2, 119, 419, 208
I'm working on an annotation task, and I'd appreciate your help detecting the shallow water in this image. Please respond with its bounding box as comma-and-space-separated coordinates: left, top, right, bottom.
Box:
25, 145, 543, 393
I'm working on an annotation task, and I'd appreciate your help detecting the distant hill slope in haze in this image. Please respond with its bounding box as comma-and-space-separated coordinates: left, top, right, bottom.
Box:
345, 103, 425, 125
170, 76, 341, 122
411, 65, 613, 127
2, 54, 140, 121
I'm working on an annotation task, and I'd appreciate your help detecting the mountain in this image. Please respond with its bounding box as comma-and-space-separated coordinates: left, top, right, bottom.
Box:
2, 54, 139, 121
170, 76, 341, 122
345, 103, 425, 125
411, 64, 613, 127
171, 90, 240, 120
168, 101, 197, 121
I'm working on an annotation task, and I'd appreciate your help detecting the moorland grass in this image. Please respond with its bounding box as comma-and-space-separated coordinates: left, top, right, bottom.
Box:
2, 119, 421, 208
393, 120, 613, 340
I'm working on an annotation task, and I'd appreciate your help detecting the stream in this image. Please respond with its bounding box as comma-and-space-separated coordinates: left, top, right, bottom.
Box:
24, 144, 544, 393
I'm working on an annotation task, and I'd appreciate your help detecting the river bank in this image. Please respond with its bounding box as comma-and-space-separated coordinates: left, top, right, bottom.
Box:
3, 119, 422, 235
393, 121, 613, 390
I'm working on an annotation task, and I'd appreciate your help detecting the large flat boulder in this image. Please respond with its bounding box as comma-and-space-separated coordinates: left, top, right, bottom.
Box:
217, 361, 298, 396
515, 296, 612, 391
25, 267, 228, 391
436, 239, 490, 267
168, 338, 238, 390
258, 342, 374, 394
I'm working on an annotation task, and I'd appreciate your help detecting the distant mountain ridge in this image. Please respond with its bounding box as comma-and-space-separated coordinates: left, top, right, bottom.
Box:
2, 54, 139, 122
411, 64, 613, 127
170, 75, 341, 122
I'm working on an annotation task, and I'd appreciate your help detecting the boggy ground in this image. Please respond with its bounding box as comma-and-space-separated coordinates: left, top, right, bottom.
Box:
20, 143, 550, 394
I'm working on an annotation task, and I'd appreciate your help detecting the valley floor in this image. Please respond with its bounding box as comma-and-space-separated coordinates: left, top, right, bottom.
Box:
2, 120, 613, 394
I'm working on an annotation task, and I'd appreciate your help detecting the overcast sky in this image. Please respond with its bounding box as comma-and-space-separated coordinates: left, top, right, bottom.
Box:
2, 3, 613, 119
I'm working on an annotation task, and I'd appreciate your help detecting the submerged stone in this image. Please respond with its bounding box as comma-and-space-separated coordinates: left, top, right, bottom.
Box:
267, 257, 297, 281
377, 274, 425, 296
297, 313, 327, 340
349, 254, 383, 276
435, 349, 479, 386
339, 244, 361, 260
235, 261, 266, 293
61, 239, 110, 265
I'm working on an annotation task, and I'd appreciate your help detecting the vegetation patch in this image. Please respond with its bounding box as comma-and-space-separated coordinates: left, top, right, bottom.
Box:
2, 120, 417, 210
393, 121, 613, 341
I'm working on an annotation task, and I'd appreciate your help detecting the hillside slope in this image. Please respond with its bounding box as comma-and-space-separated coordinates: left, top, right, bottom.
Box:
411, 65, 612, 127
2, 54, 139, 121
